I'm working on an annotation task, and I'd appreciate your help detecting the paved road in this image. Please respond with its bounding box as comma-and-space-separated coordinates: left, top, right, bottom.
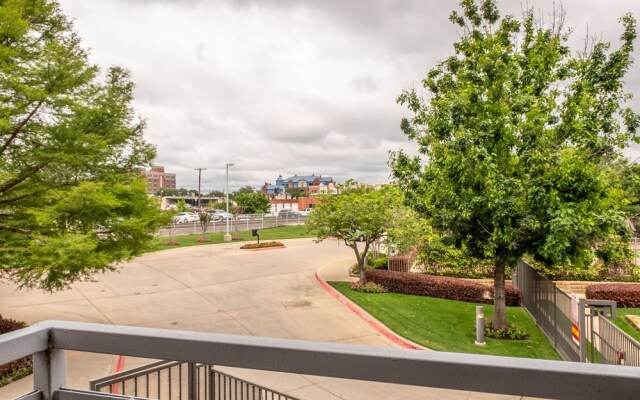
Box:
0, 238, 531, 400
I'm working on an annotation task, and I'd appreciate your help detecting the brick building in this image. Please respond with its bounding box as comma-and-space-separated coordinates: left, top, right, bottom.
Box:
142, 166, 176, 194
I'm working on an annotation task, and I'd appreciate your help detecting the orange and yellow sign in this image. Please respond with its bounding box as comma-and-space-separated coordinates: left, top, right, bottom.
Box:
571, 322, 580, 345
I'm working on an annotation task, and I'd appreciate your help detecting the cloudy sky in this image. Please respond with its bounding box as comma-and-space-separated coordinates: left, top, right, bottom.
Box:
57, 0, 640, 192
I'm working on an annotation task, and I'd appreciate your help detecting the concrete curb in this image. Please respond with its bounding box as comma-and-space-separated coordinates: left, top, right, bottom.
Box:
313, 270, 427, 351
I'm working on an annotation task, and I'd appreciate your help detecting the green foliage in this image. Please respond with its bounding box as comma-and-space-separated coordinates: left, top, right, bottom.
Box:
349, 281, 388, 293
175, 198, 188, 212
307, 185, 415, 280
351, 252, 389, 274
418, 223, 495, 278
234, 192, 270, 214
483, 319, 529, 340
235, 186, 255, 195
285, 188, 308, 198
330, 282, 560, 359
391, 0, 638, 327
0, 0, 168, 291
156, 188, 192, 197
0, 317, 32, 387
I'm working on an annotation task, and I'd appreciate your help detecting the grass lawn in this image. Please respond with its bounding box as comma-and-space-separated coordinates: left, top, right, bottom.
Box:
330, 282, 561, 360
612, 308, 640, 343
147, 225, 314, 252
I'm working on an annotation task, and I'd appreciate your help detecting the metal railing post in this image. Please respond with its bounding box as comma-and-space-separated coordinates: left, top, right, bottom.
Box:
33, 349, 66, 400
579, 299, 587, 362
188, 362, 197, 400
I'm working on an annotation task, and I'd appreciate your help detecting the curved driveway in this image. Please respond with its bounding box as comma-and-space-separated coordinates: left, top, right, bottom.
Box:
0, 238, 524, 400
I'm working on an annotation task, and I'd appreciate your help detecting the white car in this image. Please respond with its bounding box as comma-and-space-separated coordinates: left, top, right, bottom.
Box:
210, 209, 232, 220
173, 212, 199, 223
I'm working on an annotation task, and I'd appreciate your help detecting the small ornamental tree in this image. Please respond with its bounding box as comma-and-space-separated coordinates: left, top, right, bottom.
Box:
197, 211, 212, 241
391, 0, 639, 328
307, 185, 414, 282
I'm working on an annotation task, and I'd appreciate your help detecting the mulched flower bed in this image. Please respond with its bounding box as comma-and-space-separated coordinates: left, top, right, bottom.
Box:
240, 241, 285, 250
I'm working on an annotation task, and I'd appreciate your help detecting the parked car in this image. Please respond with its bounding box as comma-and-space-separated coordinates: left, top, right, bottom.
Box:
298, 208, 313, 216
209, 209, 232, 221
173, 212, 199, 224
278, 209, 302, 218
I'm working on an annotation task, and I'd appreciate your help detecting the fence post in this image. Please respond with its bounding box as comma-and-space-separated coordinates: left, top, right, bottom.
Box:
553, 287, 558, 349
579, 299, 587, 362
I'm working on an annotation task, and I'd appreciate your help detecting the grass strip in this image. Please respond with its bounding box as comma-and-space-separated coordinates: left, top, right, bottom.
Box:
612, 308, 640, 343
329, 281, 561, 360
147, 225, 313, 252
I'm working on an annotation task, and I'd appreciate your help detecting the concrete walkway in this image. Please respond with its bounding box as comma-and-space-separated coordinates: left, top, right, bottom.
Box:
0, 238, 537, 399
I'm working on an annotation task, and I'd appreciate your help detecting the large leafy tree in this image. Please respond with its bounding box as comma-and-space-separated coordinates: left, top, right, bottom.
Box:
307, 185, 415, 282
392, 0, 639, 328
0, 0, 168, 291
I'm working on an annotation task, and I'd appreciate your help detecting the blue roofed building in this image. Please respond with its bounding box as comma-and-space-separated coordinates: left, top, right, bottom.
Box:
262, 174, 335, 197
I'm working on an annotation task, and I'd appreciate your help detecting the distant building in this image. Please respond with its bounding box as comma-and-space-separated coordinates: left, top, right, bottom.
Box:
142, 166, 176, 194
262, 174, 335, 197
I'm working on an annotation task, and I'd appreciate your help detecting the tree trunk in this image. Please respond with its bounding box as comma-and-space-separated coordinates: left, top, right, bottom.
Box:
492, 260, 507, 330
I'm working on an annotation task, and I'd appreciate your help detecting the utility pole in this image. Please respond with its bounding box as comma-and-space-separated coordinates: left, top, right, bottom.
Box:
194, 168, 207, 209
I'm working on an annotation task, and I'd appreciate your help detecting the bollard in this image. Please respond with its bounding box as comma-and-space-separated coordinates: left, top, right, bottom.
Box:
475, 306, 486, 346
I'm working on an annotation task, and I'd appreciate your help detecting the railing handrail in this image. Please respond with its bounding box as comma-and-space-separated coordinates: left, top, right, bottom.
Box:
3, 320, 640, 400
598, 315, 640, 349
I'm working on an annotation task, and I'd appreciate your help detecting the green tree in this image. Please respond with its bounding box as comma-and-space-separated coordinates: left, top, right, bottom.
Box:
0, 0, 168, 291
235, 192, 270, 214
175, 198, 188, 212
206, 190, 225, 198
391, 0, 638, 328
235, 186, 254, 195
307, 186, 413, 282
285, 188, 308, 198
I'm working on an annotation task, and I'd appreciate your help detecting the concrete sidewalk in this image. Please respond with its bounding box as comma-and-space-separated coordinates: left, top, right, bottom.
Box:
0, 238, 538, 400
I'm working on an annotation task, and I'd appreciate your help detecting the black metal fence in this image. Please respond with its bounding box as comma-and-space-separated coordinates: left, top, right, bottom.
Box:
90, 360, 299, 400
514, 260, 640, 366
513, 261, 580, 361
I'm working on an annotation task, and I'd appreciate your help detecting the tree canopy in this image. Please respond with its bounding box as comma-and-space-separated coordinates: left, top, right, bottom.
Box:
234, 192, 270, 214
391, 0, 639, 328
0, 0, 167, 291
307, 185, 416, 282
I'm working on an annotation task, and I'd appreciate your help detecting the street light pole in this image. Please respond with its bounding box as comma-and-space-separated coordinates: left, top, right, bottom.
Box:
224, 163, 234, 241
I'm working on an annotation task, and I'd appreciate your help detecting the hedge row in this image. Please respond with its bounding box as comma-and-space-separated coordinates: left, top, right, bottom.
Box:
585, 283, 640, 308
0, 317, 32, 386
365, 269, 521, 306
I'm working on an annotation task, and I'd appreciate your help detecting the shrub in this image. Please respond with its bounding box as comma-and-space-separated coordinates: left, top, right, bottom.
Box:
0, 317, 32, 387
350, 281, 388, 293
240, 241, 284, 249
365, 269, 521, 306
483, 319, 529, 340
351, 252, 388, 275
585, 283, 640, 307
369, 254, 388, 269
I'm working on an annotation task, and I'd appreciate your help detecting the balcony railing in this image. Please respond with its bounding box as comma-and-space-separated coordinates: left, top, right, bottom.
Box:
1, 320, 639, 400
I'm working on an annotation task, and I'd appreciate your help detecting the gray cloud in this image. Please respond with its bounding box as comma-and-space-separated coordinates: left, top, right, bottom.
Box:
58, 0, 640, 189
